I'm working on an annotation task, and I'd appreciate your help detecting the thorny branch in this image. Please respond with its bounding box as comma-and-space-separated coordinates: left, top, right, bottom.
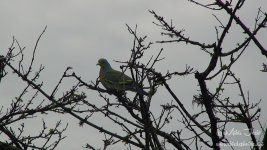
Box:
0, 0, 266, 149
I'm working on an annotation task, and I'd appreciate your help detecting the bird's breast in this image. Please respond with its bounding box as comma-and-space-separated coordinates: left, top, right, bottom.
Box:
99, 69, 106, 80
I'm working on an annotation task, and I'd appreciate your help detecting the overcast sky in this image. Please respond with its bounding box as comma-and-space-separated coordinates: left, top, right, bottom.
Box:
0, 0, 266, 149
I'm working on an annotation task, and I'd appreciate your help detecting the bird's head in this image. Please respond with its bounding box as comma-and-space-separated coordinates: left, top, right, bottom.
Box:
97, 58, 112, 70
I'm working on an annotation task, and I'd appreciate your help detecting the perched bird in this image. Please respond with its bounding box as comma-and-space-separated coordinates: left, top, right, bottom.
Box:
97, 58, 148, 96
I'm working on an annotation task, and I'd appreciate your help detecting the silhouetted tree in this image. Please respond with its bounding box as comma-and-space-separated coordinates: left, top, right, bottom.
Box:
0, 0, 266, 149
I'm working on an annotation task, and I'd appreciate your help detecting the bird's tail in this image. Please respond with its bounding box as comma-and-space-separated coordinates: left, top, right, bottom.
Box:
131, 84, 149, 96
136, 88, 149, 96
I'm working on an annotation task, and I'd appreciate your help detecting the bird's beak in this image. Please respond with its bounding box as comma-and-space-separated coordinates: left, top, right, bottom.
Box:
96, 62, 99, 66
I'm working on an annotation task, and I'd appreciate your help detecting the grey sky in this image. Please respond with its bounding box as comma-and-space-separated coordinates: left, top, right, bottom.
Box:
0, 0, 266, 149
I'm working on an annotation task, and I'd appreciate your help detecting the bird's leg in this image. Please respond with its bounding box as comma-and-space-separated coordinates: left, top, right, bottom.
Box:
95, 77, 100, 87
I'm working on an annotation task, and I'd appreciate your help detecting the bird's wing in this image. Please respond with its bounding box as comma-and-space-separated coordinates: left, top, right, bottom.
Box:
105, 69, 133, 85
